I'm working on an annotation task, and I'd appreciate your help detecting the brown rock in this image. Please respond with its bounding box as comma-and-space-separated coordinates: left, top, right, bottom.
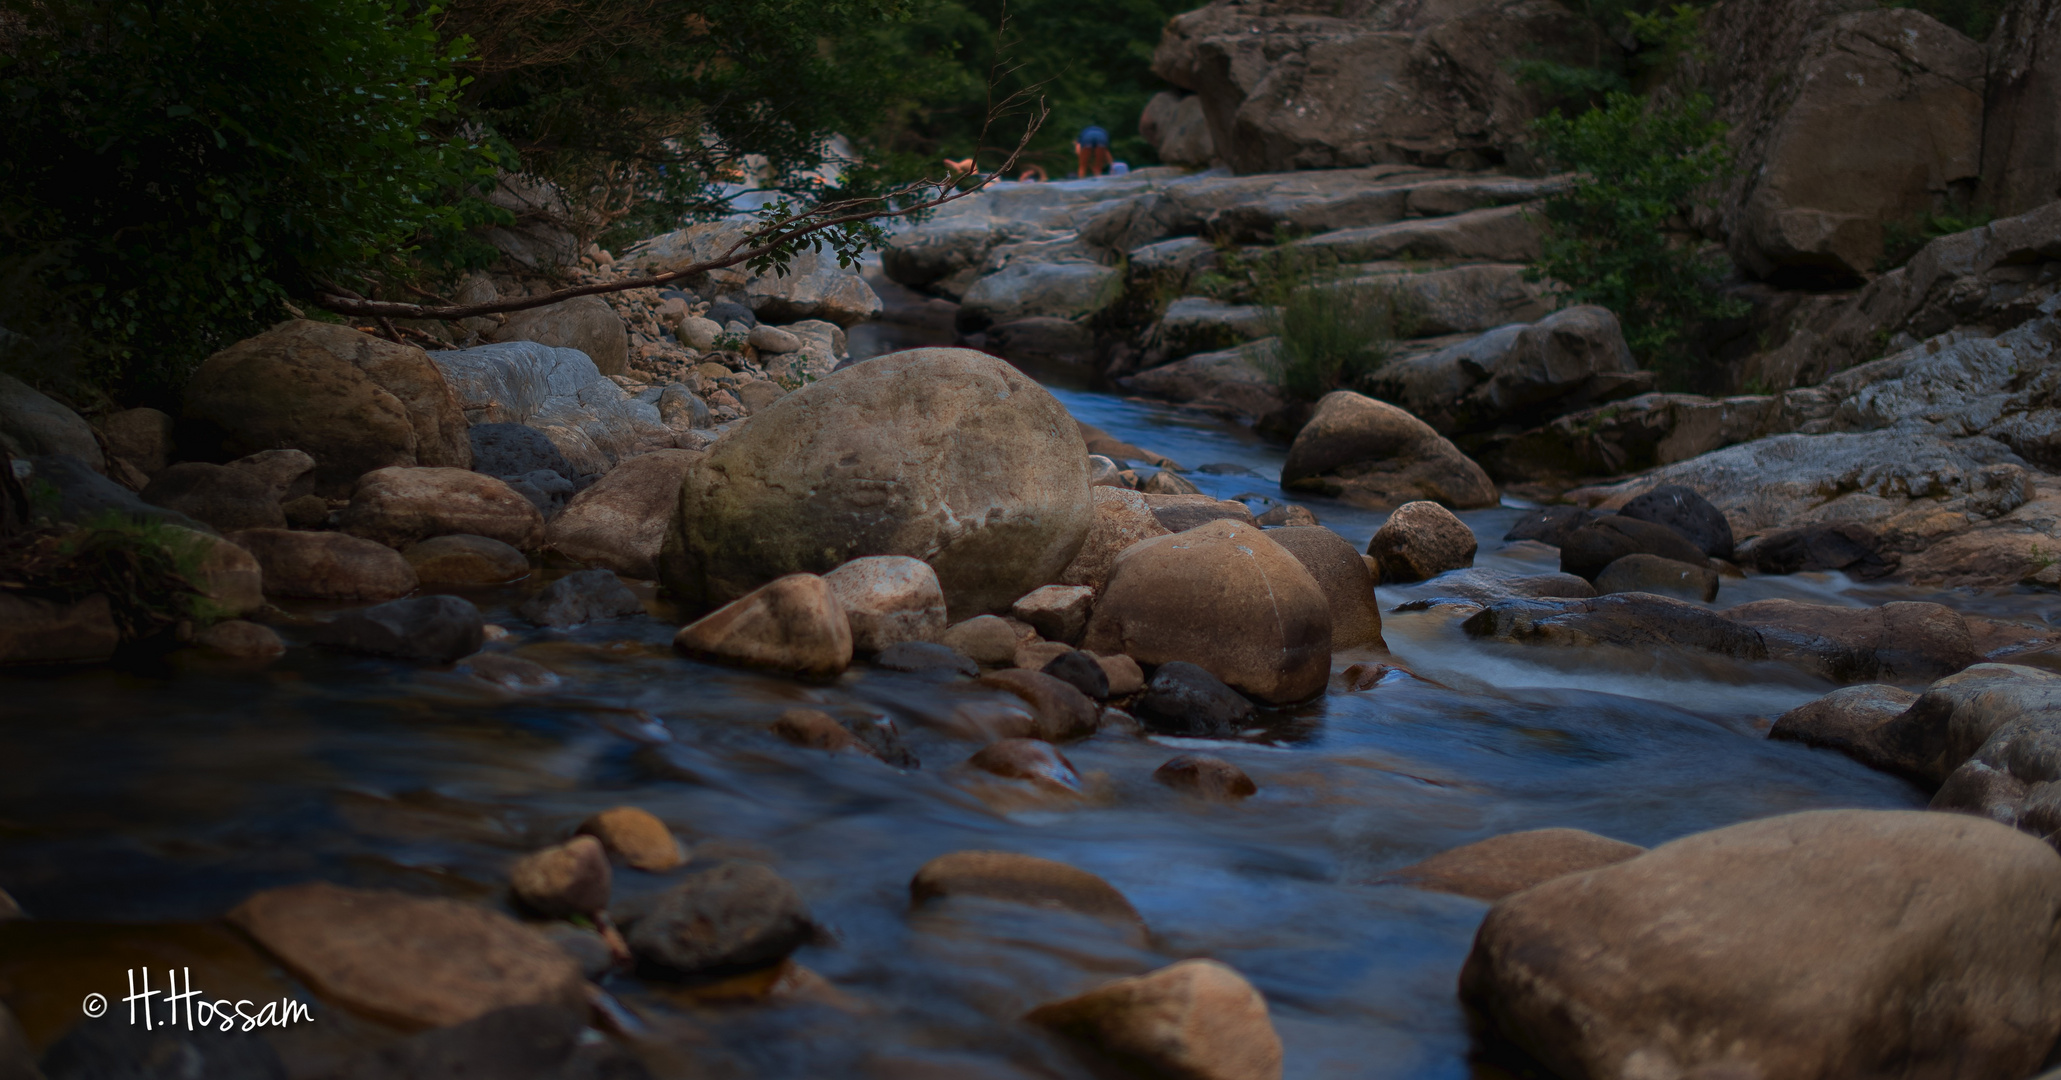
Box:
488, 295, 629, 376
1381, 828, 1644, 902
191, 619, 286, 661
822, 555, 948, 653
96, 406, 175, 475
673, 573, 852, 677
911, 850, 1140, 925
0, 593, 118, 665
1460, 810, 2061, 1080
977, 669, 1100, 742
772, 708, 867, 755
1281, 391, 1497, 510
1255, 502, 1317, 527
1056, 486, 1171, 590
1154, 754, 1257, 801
1010, 584, 1095, 645
1724, 599, 1980, 683
577, 807, 684, 872
1092, 651, 1145, 696
1083, 519, 1331, 704
1264, 525, 1384, 649
141, 462, 285, 531
1367, 501, 1477, 584
1593, 553, 1720, 603
1142, 492, 1258, 534
968, 738, 1084, 792
228, 528, 417, 601
183, 321, 471, 496
1013, 639, 1073, 671
283, 494, 332, 528
1559, 516, 1708, 582
229, 881, 585, 1029
402, 534, 531, 586
510, 835, 612, 918
940, 614, 1023, 667
340, 467, 546, 551
1768, 684, 1923, 779
544, 449, 704, 579
1027, 960, 1281, 1080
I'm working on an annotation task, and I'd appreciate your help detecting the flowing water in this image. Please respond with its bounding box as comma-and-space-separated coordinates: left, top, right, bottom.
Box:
6, 320, 2047, 1078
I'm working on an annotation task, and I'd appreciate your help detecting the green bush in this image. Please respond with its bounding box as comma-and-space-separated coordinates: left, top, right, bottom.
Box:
1877, 202, 1994, 271
1265, 281, 1414, 402
0, 0, 495, 400
1528, 90, 1744, 382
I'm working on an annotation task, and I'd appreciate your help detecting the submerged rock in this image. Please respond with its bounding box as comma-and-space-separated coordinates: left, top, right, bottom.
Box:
911, 850, 1140, 926
578, 807, 684, 872
518, 569, 643, 629
1027, 959, 1281, 1080
1379, 828, 1644, 902
968, 738, 1084, 793
307, 595, 486, 663
509, 836, 611, 919
625, 861, 814, 979
976, 669, 1100, 742
1154, 754, 1257, 801
403, 534, 530, 586
1724, 599, 1979, 684
1462, 594, 1766, 660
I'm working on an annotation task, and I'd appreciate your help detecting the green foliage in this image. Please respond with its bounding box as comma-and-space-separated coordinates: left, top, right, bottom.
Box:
1877, 202, 1994, 271
0, 512, 228, 638
1196, 229, 1413, 401
1508, 1, 1711, 108
0, 0, 496, 401
1527, 91, 1745, 382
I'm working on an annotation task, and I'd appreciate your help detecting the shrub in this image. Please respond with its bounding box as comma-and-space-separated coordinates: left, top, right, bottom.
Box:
1527, 90, 1744, 382
1265, 282, 1414, 402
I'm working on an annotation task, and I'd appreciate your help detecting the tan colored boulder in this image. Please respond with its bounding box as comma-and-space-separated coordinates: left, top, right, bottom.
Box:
1461, 809, 2061, 1080
229, 881, 586, 1029
1380, 828, 1644, 902
1027, 959, 1281, 1080
340, 467, 546, 551
1082, 519, 1331, 704
183, 321, 470, 495
673, 573, 852, 677
487, 295, 629, 376
544, 449, 705, 579
968, 737, 1084, 793
509, 835, 611, 918
577, 806, 684, 871
911, 850, 1140, 926
976, 669, 1099, 742
1091, 651, 1145, 696
402, 534, 530, 586
822, 556, 948, 653
1263, 525, 1384, 649
772, 708, 869, 755
1768, 683, 1923, 779
228, 528, 417, 601
1367, 501, 1477, 583
1010, 584, 1095, 645
1154, 754, 1257, 801
1281, 391, 1496, 510
940, 614, 1024, 666
661, 349, 1092, 620
1056, 487, 1170, 590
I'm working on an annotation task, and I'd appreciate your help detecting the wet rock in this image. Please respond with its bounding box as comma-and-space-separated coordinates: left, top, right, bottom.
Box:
1746, 521, 1896, 578
229, 881, 586, 1028
225, 448, 318, 503
307, 595, 486, 663
487, 295, 629, 376
96, 406, 176, 476
1558, 516, 1707, 582
0, 594, 118, 666
281, 494, 331, 529
1134, 661, 1257, 738
578, 806, 684, 872
1724, 599, 1979, 683
661, 349, 1091, 619
1264, 526, 1384, 649
1768, 684, 1923, 778
460, 652, 560, 693
1093, 652, 1146, 696
628, 222, 882, 327
1391, 567, 1599, 611
192, 620, 286, 661
1139, 469, 1202, 497
183, 321, 471, 495
0, 374, 103, 471
625, 861, 815, 979
873, 641, 979, 679
1462, 594, 1767, 660
1041, 649, 1111, 701
823, 556, 948, 653
544, 449, 705, 580
1255, 503, 1318, 527
1592, 554, 1719, 603
1503, 506, 1595, 548
228, 528, 418, 601
432, 343, 670, 477
1366, 501, 1477, 584
519, 569, 643, 629
1460, 810, 2061, 1080
1380, 828, 1645, 902
1858, 665, 2061, 789
179, 527, 265, 617
39, 1014, 285, 1080
977, 669, 1100, 742
1617, 484, 1733, 560
510, 835, 611, 918
772, 708, 869, 755
968, 738, 1084, 792
403, 534, 530, 586
1027, 959, 1280, 1080
1010, 585, 1095, 645
1154, 754, 1257, 801
1082, 519, 1331, 705
1141, 493, 1257, 534
911, 851, 1140, 925
340, 467, 546, 552
326, 1003, 640, 1080
1280, 391, 1498, 511
673, 573, 852, 677
141, 462, 284, 531
939, 615, 1023, 667
24, 454, 206, 531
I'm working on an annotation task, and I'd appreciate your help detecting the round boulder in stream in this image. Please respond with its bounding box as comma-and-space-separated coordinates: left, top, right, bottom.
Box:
660, 348, 1093, 620
626, 861, 815, 980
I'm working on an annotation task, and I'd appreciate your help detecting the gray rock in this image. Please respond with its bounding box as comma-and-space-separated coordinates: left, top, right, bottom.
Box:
1134, 661, 1256, 738
985, 317, 1097, 367
308, 595, 486, 663
503, 470, 576, 516
624, 861, 815, 979
27, 455, 210, 532
1746, 521, 1896, 578
1559, 517, 1711, 582
625, 223, 881, 327
0, 374, 101, 470
1390, 567, 1598, 612
873, 641, 979, 679
1149, 297, 1270, 362
470, 422, 582, 486
1041, 649, 1111, 701
140, 462, 284, 532
519, 570, 643, 628
1462, 594, 1767, 660
431, 341, 672, 477
1124, 340, 1286, 421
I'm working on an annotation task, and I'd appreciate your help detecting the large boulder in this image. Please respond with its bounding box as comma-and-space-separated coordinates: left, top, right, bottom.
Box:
1366, 501, 1477, 583
338, 467, 546, 551
0, 374, 102, 470
660, 349, 1093, 619
1981, 0, 2061, 217
1056, 487, 1171, 591
623, 222, 883, 327
1460, 809, 2061, 1080
1364, 307, 1647, 436
485, 295, 629, 376
429, 341, 672, 477
1257, 526, 1385, 650
229, 528, 418, 602
1140, 90, 1218, 167
1081, 518, 1331, 704
543, 449, 704, 579
182, 321, 471, 495
1281, 391, 1497, 510
1558, 516, 1709, 582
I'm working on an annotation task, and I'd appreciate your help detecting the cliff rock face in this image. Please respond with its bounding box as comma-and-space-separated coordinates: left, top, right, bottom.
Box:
1150, 0, 1616, 175
1982, 0, 2061, 216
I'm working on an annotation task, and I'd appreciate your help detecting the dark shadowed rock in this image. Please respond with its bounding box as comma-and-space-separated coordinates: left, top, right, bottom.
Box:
1462, 594, 1767, 660
307, 595, 485, 663
403, 534, 530, 586
229, 528, 417, 601
625, 862, 814, 979
1379, 828, 1645, 902
911, 851, 1140, 927
327, 1003, 646, 1080
976, 669, 1100, 742
873, 641, 979, 679
1747, 521, 1897, 578
470, 422, 582, 485
1134, 661, 1257, 738
1618, 484, 1734, 560
968, 738, 1084, 792
519, 569, 643, 628
1154, 754, 1257, 800
1559, 516, 1708, 581
1593, 554, 1720, 603
39, 1013, 285, 1080
1503, 506, 1595, 548
1042, 649, 1111, 700
141, 462, 284, 531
